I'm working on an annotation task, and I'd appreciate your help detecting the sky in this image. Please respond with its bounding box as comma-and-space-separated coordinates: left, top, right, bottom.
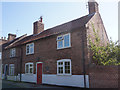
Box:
1, 0, 118, 42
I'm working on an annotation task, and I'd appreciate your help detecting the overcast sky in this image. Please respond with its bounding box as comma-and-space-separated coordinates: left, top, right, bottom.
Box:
1, 0, 118, 41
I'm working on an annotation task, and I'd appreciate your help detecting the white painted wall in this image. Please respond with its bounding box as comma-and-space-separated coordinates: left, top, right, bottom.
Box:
21, 74, 36, 83
42, 74, 89, 88
7, 76, 16, 81
5, 74, 89, 88
2, 74, 4, 79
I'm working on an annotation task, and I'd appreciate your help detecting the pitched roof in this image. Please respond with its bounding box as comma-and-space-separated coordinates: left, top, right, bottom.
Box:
2, 34, 27, 49
5, 13, 95, 49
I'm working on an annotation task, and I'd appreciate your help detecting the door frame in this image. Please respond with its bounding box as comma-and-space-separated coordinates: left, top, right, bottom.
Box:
4, 64, 8, 79
36, 62, 43, 84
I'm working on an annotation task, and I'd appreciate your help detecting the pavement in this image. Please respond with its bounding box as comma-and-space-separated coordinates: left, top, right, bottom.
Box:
2, 80, 81, 89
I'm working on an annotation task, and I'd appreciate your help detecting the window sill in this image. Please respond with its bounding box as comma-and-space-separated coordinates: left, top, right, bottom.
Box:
10, 56, 16, 58
26, 53, 34, 56
57, 46, 71, 50
25, 73, 34, 75
57, 74, 72, 76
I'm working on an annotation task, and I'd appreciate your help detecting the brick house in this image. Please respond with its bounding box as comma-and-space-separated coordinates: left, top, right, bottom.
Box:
0, 37, 8, 78
2, 0, 109, 88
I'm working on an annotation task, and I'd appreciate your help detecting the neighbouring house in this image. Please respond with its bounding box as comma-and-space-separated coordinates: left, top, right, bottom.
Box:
0, 37, 8, 78
2, 0, 109, 88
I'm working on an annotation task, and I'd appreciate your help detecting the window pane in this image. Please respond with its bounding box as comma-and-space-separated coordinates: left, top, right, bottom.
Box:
30, 64, 33, 67
65, 70, 70, 74
30, 43, 33, 47
64, 34, 70, 47
57, 36, 63, 40
58, 67, 61, 73
9, 67, 11, 75
65, 69, 67, 73
58, 67, 63, 74
13, 49, 15, 57
61, 67, 63, 73
65, 62, 67, 66
30, 47, 33, 54
26, 65, 28, 73
60, 67, 63, 74
58, 40, 63, 48
58, 62, 61, 65
27, 45, 29, 53
30, 68, 33, 73
65, 61, 70, 74
65, 69, 70, 74
65, 66, 68, 70
11, 68, 14, 75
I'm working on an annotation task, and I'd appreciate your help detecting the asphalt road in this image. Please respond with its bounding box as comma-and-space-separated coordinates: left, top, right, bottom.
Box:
2, 80, 24, 88
2, 80, 81, 89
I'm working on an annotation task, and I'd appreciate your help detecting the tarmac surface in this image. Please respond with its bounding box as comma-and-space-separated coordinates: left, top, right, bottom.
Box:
2, 79, 81, 89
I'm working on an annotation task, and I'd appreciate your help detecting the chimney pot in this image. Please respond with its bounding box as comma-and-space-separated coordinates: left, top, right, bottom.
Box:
40, 16, 43, 22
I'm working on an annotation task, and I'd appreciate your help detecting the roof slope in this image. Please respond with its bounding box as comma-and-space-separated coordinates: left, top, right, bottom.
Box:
5, 13, 95, 49
2, 34, 27, 49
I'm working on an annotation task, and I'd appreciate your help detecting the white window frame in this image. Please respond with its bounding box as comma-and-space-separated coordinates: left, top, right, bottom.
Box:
25, 63, 34, 74
57, 33, 71, 49
10, 48, 16, 57
57, 59, 71, 75
9, 64, 14, 76
26, 43, 34, 55
2, 64, 4, 74
0, 52, 1, 60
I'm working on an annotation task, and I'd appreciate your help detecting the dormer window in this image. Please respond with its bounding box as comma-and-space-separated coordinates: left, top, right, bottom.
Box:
26, 43, 34, 55
10, 48, 16, 57
57, 33, 71, 49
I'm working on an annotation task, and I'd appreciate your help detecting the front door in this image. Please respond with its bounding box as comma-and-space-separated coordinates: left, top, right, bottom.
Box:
4, 65, 8, 80
37, 63, 42, 84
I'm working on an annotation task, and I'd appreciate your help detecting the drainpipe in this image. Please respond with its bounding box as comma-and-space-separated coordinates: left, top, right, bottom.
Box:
20, 47, 23, 82
82, 29, 86, 88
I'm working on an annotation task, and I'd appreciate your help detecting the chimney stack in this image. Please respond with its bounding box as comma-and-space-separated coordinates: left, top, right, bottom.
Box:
88, 0, 99, 14
4, 37, 6, 40
33, 16, 44, 34
8, 33, 16, 41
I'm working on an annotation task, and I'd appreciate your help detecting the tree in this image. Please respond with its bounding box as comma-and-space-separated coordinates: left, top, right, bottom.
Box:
88, 23, 120, 65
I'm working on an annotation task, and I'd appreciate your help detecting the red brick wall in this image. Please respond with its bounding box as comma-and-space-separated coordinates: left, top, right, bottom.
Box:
86, 13, 109, 46
86, 13, 109, 65
20, 26, 88, 75
89, 65, 119, 88
2, 47, 21, 75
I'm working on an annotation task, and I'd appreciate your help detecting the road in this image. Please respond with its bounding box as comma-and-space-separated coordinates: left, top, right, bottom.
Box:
2, 80, 81, 89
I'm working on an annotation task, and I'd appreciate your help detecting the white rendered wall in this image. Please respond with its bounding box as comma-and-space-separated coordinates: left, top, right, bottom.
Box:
6, 74, 89, 88
7, 76, 16, 81
42, 74, 89, 88
21, 74, 36, 83
2, 74, 4, 79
